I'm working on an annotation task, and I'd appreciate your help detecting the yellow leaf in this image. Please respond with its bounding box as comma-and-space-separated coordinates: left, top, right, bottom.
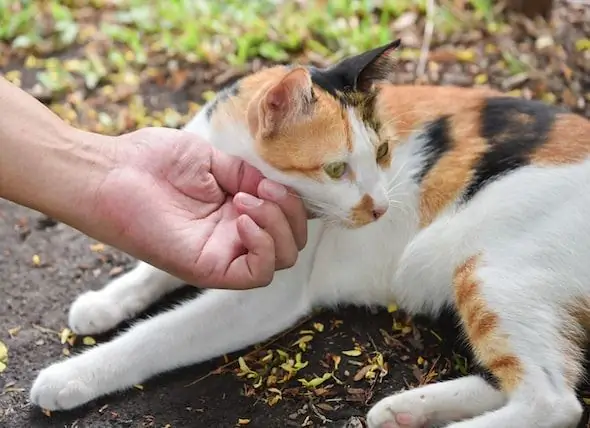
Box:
238, 357, 251, 372
82, 336, 96, 346
90, 243, 105, 252
238, 418, 251, 425
1, 340, 9, 372
276, 349, 289, 360
261, 351, 273, 363
32, 254, 41, 266
60, 328, 73, 344
292, 335, 313, 345
342, 349, 362, 357
575, 38, 590, 52
417, 356, 424, 365
387, 303, 398, 313
313, 322, 324, 332
202, 90, 217, 102
542, 93, 557, 104
583, 397, 590, 405
133, 384, 144, 390
292, 334, 313, 351
455, 50, 475, 62
294, 353, 308, 370
332, 355, 341, 370
298, 372, 332, 388
474, 74, 488, 85
8, 327, 20, 338
268, 393, 281, 406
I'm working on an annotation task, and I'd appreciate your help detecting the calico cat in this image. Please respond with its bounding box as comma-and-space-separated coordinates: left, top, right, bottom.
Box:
30, 39, 590, 428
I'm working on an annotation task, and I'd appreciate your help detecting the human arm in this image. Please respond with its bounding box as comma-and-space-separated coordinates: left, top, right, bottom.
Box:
0, 76, 308, 289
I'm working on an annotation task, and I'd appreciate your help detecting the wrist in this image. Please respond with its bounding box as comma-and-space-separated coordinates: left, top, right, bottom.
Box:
0, 121, 118, 230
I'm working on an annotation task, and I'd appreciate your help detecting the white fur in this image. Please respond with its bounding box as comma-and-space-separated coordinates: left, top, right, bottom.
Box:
30, 94, 588, 428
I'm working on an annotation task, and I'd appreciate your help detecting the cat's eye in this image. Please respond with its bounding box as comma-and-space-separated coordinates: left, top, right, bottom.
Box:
376, 142, 389, 160
324, 162, 347, 179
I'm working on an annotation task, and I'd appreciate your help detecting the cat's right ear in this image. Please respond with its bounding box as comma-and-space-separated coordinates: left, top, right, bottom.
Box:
249, 67, 314, 139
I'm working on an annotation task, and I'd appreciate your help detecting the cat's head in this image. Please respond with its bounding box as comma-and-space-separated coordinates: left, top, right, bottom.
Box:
204, 40, 401, 228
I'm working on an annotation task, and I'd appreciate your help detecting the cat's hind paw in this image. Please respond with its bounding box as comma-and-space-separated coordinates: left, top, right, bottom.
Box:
366, 393, 429, 428
68, 290, 130, 335
30, 361, 96, 411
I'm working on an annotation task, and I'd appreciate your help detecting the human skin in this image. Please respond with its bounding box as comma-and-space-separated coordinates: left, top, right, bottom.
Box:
0, 76, 308, 289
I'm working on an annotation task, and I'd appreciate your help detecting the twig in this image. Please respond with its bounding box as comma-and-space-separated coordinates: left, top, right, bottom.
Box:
417, 0, 436, 78
184, 315, 314, 387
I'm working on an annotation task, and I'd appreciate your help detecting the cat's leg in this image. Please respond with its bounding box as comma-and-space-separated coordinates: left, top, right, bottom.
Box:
442, 257, 584, 428
366, 375, 506, 428
69, 261, 185, 335
30, 270, 312, 411
368, 255, 585, 428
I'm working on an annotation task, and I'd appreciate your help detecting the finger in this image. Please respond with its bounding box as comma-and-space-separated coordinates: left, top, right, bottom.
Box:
233, 192, 299, 270
223, 215, 276, 289
209, 147, 264, 196
257, 179, 308, 250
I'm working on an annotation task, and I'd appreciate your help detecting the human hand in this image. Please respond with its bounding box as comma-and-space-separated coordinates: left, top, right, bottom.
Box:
86, 127, 308, 289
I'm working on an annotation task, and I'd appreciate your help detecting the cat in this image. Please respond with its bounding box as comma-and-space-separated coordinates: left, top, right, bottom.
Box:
29, 39, 590, 428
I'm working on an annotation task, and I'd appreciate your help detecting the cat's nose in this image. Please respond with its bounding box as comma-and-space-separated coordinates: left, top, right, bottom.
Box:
372, 206, 387, 220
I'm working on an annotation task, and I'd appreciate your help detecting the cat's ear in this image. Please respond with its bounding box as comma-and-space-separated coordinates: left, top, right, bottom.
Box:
322, 39, 401, 92
253, 67, 314, 139
354, 39, 401, 91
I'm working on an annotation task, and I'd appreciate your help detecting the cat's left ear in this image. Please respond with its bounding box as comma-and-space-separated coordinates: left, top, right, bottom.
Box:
354, 39, 401, 91
326, 39, 401, 92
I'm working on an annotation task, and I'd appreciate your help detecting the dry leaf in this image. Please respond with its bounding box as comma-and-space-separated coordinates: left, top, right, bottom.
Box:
0, 340, 7, 373
82, 336, 96, 346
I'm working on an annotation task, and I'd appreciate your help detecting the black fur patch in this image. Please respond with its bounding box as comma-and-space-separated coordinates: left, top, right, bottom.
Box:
462, 97, 562, 202
414, 116, 453, 182
205, 81, 240, 120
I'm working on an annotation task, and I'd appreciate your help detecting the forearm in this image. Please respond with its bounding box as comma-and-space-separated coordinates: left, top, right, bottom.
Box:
0, 76, 117, 230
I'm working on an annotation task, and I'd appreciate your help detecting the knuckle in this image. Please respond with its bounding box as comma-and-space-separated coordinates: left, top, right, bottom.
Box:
281, 248, 298, 269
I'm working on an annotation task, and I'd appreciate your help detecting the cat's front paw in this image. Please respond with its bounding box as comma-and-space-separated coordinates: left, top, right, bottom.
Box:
68, 290, 128, 334
30, 360, 96, 411
366, 392, 429, 428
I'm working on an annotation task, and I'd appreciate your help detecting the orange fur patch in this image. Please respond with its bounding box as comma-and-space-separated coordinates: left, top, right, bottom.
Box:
213, 66, 353, 179
529, 114, 590, 165
562, 298, 590, 387
375, 85, 495, 227
454, 255, 524, 392
350, 194, 376, 227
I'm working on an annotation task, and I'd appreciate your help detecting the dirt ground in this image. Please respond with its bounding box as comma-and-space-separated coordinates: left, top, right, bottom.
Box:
2, 201, 590, 428
0, 200, 475, 428
2, 1, 590, 427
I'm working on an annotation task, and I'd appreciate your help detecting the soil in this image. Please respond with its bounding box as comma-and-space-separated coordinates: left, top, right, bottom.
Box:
2, 202, 590, 427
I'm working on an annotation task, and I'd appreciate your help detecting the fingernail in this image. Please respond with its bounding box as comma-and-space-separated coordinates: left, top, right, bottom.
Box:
261, 180, 287, 201
236, 192, 264, 208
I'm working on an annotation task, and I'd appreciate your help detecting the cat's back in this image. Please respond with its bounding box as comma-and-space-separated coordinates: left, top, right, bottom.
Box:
375, 84, 590, 226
